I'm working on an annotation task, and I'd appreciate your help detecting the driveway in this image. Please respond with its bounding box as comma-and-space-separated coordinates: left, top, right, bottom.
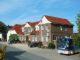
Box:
0, 42, 80, 60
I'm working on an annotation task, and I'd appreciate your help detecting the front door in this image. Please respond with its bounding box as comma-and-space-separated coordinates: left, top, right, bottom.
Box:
26, 36, 29, 42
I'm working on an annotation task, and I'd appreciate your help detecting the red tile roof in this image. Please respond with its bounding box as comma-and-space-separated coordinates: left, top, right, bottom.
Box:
30, 30, 41, 35
45, 15, 73, 26
28, 21, 40, 27
11, 25, 24, 35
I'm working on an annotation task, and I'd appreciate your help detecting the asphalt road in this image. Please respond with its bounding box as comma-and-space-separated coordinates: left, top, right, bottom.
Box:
6, 46, 49, 60
0, 42, 80, 60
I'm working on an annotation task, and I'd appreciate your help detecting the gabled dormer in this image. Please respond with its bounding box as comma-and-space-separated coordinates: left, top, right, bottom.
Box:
23, 22, 32, 35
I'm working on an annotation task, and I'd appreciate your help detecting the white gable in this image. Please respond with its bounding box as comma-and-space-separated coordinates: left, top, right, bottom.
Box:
24, 23, 31, 27
37, 21, 42, 25
22, 27, 24, 32
41, 16, 51, 24
35, 25, 39, 30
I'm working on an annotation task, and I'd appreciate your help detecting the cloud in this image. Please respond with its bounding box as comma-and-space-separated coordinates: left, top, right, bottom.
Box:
10, 12, 42, 25
0, 0, 26, 14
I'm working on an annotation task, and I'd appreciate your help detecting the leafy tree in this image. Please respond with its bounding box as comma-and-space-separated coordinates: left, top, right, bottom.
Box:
0, 21, 8, 40
77, 13, 80, 33
9, 34, 19, 43
72, 34, 80, 48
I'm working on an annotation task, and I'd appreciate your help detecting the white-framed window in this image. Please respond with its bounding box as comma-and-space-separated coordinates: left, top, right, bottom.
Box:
45, 36, 49, 42
36, 26, 39, 30
32, 36, 35, 42
41, 36, 44, 42
60, 26, 62, 31
46, 32, 49, 36
41, 25, 44, 30
35, 37, 37, 42
60, 26, 67, 31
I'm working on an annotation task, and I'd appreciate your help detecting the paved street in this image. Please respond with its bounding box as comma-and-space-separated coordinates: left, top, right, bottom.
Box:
0, 42, 80, 60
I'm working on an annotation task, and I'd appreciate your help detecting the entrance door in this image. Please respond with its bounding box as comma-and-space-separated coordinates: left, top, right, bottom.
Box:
26, 36, 29, 42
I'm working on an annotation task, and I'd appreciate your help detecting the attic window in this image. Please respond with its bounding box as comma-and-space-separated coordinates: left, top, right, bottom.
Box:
60, 26, 67, 31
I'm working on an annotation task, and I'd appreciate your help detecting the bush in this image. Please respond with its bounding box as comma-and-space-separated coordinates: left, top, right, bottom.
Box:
27, 40, 31, 46
29, 42, 38, 47
37, 41, 43, 48
72, 34, 80, 48
9, 34, 20, 43
48, 42, 55, 49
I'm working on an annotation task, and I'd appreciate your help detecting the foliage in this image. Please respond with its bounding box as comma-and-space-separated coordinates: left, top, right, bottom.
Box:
0, 21, 8, 39
9, 34, 19, 43
72, 33, 80, 48
77, 13, 80, 33
27, 40, 31, 46
48, 41, 55, 49
37, 41, 43, 48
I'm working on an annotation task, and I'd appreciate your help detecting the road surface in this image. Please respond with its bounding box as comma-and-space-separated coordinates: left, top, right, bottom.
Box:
0, 42, 80, 60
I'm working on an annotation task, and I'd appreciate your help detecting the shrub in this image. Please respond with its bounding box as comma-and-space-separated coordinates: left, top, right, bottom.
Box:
48, 42, 55, 49
38, 41, 43, 48
27, 40, 31, 46
9, 34, 19, 43
72, 34, 80, 48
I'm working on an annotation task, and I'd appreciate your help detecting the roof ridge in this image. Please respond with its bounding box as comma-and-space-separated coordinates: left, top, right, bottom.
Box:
44, 15, 68, 20
44, 15, 72, 26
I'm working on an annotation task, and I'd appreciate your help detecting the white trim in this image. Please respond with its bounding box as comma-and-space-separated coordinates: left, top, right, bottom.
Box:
41, 16, 51, 24
24, 23, 31, 27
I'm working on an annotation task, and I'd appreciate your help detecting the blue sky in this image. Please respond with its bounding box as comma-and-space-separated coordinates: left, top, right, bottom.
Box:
0, 0, 80, 33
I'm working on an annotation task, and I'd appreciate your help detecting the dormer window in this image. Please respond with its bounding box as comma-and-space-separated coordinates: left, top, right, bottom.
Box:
60, 26, 67, 31
41, 25, 44, 30
60, 26, 62, 31
36, 26, 39, 30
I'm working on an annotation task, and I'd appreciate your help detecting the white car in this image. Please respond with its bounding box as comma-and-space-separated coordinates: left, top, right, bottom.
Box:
58, 46, 80, 55
58, 49, 74, 54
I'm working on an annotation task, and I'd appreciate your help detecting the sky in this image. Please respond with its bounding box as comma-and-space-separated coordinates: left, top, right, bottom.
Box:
0, 0, 80, 33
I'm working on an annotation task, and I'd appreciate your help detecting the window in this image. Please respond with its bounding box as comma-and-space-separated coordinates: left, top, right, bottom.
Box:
60, 26, 62, 31
45, 25, 49, 32
36, 26, 39, 30
62, 26, 67, 31
60, 26, 67, 31
32, 36, 35, 42
56, 26, 61, 30
39, 25, 41, 30
46, 32, 49, 36
41, 25, 44, 30
29, 27, 32, 32
45, 36, 49, 42
53, 35, 57, 40
41, 36, 44, 42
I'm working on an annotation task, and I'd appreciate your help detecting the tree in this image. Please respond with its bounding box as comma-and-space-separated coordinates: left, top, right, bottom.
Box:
72, 34, 80, 48
77, 13, 80, 33
0, 21, 8, 40
9, 34, 19, 43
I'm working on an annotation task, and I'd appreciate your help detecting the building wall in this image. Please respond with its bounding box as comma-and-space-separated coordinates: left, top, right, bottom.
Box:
7, 30, 17, 42
23, 16, 73, 47
0, 33, 2, 40
51, 23, 73, 40
19, 35, 26, 43
38, 23, 51, 46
